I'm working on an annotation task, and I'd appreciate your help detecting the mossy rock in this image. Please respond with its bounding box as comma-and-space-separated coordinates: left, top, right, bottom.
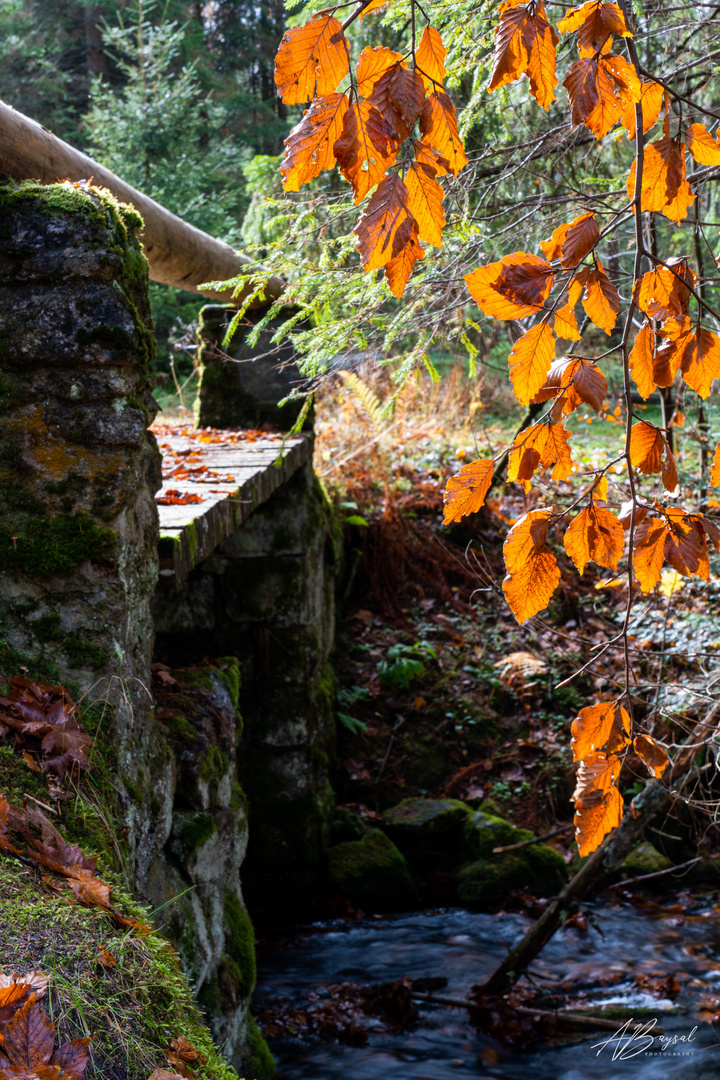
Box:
618, 841, 673, 878
454, 844, 568, 909
327, 829, 418, 911
461, 810, 533, 862
0, 858, 239, 1080
382, 798, 471, 840
329, 806, 366, 845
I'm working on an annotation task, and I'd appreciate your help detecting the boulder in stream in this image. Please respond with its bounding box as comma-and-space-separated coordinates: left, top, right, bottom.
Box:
327, 829, 419, 911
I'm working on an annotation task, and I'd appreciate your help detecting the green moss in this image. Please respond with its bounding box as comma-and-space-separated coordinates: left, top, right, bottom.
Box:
0, 639, 61, 685
223, 892, 256, 999
0, 511, 116, 580
327, 829, 418, 911
229, 780, 246, 811
31, 611, 63, 642
216, 656, 241, 711
178, 812, 217, 856
62, 636, 111, 671
454, 843, 568, 909
200, 745, 230, 785
244, 1014, 275, 1080
0, 858, 240, 1080
163, 712, 197, 743
0, 443, 20, 463
1, 480, 44, 513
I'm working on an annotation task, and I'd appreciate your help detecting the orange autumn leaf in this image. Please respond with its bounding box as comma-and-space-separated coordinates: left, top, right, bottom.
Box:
533, 356, 607, 415
564, 55, 637, 139
465, 251, 555, 319
686, 122, 720, 166
629, 322, 657, 399
634, 734, 669, 778
385, 232, 424, 297
356, 46, 404, 96
442, 458, 494, 524
579, 260, 619, 334
489, 0, 559, 109
573, 751, 623, 856
557, 0, 631, 56
553, 276, 583, 341
274, 14, 349, 105
404, 160, 446, 246
370, 65, 426, 142
679, 326, 720, 399
359, 0, 389, 19
419, 91, 468, 174
621, 80, 663, 139
571, 700, 630, 762
630, 421, 678, 491
281, 93, 349, 192
712, 442, 720, 487
564, 504, 624, 575
633, 260, 695, 321
633, 509, 720, 592
413, 139, 451, 177
502, 508, 561, 623
626, 136, 695, 222
356, 173, 417, 272
507, 420, 573, 491
540, 212, 599, 267
416, 25, 446, 92
508, 322, 556, 406
333, 99, 397, 204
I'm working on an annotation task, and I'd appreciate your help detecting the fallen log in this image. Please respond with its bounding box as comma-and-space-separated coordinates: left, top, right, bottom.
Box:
411, 992, 663, 1034
0, 99, 284, 306
477, 708, 719, 996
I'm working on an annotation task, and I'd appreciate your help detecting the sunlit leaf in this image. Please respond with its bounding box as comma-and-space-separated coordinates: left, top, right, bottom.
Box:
508, 322, 556, 405
442, 458, 494, 524
571, 700, 630, 761
502, 509, 561, 623
634, 734, 669, 778
274, 14, 349, 105
564, 504, 624, 575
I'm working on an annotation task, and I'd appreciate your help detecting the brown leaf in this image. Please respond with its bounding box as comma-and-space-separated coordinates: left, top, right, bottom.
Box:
415, 26, 446, 92
712, 442, 720, 488
633, 260, 695, 321
168, 1037, 207, 1066
502, 509, 561, 624
384, 231, 424, 298
621, 80, 663, 139
630, 421, 678, 491
571, 700, 630, 762
369, 66, 426, 142
579, 259, 619, 334
355, 47, 404, 97
489, 1, 558, 109
574, 752, 623, 856
418, 91, 468, 175
532, 357, 606, 415
274, 14, 349, 105
281, 93, 349, 192
558, 1, 631, 57
626, 136, 694, 222
404, 161, 445, 247
686, 122, 720, 166
49, 1039, 91, 1080
564, 56, 623, 140
634, 734, 669, 778
508, 323, 556, 406
507, 421, 573, 491
465, 252, 555, 320
443, 459, 494, 524
679, 326, 720, 399
333, 99, 396, 204
3, 995, 54, 1070
356, 174, 416, 273
564, 505, 624, 575
629, 322, 657, 399
69, 879, 112, 910
540, 212, 599, 268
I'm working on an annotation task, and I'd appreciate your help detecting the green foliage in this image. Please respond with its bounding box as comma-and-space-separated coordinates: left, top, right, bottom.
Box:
377, 641, 437, 691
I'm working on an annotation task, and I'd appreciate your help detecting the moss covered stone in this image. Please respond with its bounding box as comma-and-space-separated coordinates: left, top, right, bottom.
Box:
461, 810, 531, 861
382, 798, 471, 839
329, 806, 366, 845
619, 841, 673, 878
454, 842, 568, 909
223, 891, 257, 999
245, 1014, 276, 1080
327, 829, 418, 911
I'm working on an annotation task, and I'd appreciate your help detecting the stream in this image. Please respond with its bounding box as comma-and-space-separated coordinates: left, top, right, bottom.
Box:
255, 897, 720, 1079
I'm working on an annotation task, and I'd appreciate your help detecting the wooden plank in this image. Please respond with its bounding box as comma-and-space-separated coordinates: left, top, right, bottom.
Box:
154, 427, 313, 582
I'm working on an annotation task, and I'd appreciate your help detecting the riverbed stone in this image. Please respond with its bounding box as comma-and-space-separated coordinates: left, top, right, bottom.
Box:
618, 841, 673, 878
382, 798, 471, 838
454, 842, 568, 909
461, 810, 532, 861
327, 829, 419, 911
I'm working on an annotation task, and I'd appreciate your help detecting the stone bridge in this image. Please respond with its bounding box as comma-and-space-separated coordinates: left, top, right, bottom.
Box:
0, 115, 337, 1078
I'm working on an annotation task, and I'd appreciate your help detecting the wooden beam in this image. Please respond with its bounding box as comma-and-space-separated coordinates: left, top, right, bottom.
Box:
0, 99, 284, 307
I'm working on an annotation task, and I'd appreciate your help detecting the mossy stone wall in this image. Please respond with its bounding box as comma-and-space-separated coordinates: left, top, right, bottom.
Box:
0, 181, 172, 883
194, 304, 311, 432
153, 459, 339, 920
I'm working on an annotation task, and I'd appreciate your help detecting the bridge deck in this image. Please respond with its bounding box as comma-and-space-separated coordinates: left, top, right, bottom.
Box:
153, 423, 311, 582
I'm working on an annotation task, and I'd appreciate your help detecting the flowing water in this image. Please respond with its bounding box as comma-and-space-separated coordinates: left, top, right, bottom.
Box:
255, 898, 720, 1079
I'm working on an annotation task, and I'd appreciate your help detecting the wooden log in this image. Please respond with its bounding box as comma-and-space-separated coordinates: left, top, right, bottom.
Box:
411, 993, 662, 1034
0, 99, 284, 306
478, 709, 718, 996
